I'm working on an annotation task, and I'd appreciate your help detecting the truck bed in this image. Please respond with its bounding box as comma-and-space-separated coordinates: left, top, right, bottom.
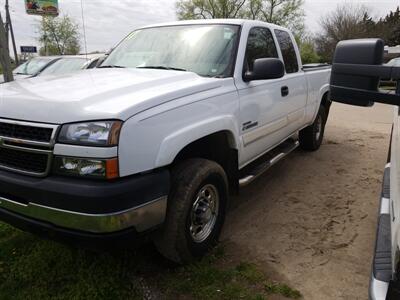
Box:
302, 63, 331, 71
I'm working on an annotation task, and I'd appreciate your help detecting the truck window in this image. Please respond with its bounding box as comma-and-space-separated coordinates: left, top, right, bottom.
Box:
87, 59, 100, 69
274, 30, 299, 73
102, 25, 240, 78
244, 27, 278, 73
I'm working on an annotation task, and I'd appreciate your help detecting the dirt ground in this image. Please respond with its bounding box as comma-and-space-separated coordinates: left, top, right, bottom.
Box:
222, 102, 394, 300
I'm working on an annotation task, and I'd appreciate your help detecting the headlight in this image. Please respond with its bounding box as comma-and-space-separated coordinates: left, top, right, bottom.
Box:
58, 120, 122, 146
53, 156, 119, 179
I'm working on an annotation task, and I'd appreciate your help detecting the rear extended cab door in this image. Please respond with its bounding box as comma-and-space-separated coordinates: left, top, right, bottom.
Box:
234, 24, 307, 168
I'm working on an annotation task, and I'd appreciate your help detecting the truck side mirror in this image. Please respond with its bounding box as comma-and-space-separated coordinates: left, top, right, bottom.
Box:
244, 58, 285, 82
330, 38, 400, 107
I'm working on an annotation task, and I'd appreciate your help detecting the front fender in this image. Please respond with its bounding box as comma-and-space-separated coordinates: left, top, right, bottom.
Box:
155, 116, 239, 168
118, 89, 240, 177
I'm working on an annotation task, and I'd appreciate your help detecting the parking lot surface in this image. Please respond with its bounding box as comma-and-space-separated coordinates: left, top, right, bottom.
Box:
223, 103, 393, 299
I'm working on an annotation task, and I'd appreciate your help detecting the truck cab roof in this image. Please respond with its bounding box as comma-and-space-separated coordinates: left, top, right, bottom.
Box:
139, 19, 289, 32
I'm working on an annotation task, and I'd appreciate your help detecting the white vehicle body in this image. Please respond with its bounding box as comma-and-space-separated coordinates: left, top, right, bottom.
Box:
389, 108, 400, 295
326, 37, 400, 299
1, 20, 329, 174
370, 107, 400, 299
0, 20, 330, 259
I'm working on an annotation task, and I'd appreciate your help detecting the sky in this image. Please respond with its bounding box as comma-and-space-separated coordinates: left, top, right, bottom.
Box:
1, 0, 399, 54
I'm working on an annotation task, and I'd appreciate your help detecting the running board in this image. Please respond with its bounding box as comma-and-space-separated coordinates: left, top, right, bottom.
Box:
239, 139, 299, 187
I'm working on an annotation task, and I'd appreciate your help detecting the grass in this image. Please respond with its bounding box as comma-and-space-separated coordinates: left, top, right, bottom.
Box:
265, 283, 302, 299
0, 222, 302, 300
160, 249, 268, 300
0, 223, 144, 300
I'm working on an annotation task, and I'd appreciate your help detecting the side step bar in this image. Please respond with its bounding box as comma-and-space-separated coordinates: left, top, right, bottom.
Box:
370, 163, 392, 300
239, 138, 299, 187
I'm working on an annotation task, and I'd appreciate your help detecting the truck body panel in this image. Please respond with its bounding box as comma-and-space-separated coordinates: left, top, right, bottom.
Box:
0, 68, 221, 123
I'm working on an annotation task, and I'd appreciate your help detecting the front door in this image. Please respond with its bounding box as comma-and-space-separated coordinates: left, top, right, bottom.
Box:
237, 26, 306, 167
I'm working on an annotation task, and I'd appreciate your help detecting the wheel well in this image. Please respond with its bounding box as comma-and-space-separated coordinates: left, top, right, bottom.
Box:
173, 131, 239, 194
320, 92, 331, 111
392, 247, 400, 282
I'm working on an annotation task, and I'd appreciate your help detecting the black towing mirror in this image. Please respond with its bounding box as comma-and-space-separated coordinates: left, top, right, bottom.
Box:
330, 38, 400, 107
243, 58, 285, 82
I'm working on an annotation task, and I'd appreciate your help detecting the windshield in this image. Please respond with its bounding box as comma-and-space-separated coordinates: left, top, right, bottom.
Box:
102, 24, 240, 77
13, 57, 53, 75
39, 58, 87, 76
387, 58, 400, 67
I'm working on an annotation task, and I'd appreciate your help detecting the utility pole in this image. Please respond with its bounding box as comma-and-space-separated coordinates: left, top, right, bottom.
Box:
0, 12, 13, 82
5, 0, 18, 65
43, 17, 49, 56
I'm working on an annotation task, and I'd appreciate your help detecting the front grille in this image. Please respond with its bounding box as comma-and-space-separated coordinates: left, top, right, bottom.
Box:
0, 147, 48, 174
0, 122, 53, 142
0, 119, 56, 177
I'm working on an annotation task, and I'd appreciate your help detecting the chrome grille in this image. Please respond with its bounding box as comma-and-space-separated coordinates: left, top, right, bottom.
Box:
0, 119, 58, 177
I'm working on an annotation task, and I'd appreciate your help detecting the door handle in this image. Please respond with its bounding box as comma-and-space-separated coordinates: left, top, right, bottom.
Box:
281, 86, 289, 97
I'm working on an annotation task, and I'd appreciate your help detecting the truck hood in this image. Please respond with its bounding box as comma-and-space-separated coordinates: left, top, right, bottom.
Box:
0, 68, 222, 124
0, 74, 31, 85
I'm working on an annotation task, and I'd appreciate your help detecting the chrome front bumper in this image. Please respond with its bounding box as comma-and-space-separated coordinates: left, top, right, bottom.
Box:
0, 195, 167, 233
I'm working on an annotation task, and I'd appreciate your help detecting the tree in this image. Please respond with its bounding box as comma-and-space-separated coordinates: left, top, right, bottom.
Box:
377, 6, 400, 46
315, 5, 373, 63
176, 0, 305, 36
38, 15, 80, 56
242, 0, 304, 36
315, 5, 400, 62
177, 0, 247, 19
298, 38, 320, 64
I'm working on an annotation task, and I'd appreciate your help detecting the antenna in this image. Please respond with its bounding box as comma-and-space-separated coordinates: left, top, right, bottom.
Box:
80, 0, 88, 59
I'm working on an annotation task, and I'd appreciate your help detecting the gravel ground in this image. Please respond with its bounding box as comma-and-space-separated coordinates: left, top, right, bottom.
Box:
222, 102, 393, 300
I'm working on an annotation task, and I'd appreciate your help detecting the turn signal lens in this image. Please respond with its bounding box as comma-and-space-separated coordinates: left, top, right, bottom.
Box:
105, 158, 119, 179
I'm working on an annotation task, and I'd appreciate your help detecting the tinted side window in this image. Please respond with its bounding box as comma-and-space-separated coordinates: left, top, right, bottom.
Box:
244, 27, 278, 73
274, 30, 299, 73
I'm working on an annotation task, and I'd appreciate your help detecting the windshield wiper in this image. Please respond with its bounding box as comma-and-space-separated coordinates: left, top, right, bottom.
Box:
136, 66, 187, 72
15, 72, 29, 75
98, 65, 125, 68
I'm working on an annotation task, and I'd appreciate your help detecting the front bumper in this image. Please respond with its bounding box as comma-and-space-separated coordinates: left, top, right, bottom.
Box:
369, 163, 392, 300
0, 168, 170, 237
0, 207, 148, 249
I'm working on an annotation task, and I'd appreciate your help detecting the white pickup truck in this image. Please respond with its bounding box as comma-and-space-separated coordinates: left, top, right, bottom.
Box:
0, 19, 330, 263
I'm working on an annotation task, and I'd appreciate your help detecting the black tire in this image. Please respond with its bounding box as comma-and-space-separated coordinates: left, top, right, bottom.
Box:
154, 158, 228, 264
299, 106, 327, 151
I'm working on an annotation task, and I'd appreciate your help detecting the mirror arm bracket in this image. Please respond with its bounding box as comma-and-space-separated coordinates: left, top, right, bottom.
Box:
332, 63, 400, 81
331, 85, 400, 106
243, 72, 254, 82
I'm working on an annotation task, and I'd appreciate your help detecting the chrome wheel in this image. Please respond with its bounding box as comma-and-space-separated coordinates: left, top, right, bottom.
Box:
189, 184, 219, 243
315, 115, 322, 141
